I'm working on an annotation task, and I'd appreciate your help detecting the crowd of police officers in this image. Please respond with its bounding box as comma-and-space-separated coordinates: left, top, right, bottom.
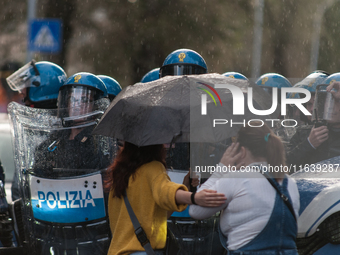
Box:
0, 48, 340, 254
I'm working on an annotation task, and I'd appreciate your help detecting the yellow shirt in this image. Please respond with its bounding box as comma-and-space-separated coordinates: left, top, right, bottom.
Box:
107, 161, 188, 255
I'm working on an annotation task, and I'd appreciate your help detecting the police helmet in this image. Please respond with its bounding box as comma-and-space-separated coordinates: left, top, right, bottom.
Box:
6, 60, 67, 108
141, 68, 160, 83
159, 49, 207, 77
222, 72, 248, 80
293, 71, 328, 93
324, 72, 340, 85
255, 73, 292, 90
58, 72, 108, 127
311, 70, 330, 76
97, 75, 122, 101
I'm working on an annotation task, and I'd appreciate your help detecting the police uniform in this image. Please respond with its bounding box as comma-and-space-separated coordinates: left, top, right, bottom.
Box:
33, 125, 110, 176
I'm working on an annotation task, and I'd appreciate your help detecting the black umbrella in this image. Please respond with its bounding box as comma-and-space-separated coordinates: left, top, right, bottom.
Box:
93, 73, 279, 146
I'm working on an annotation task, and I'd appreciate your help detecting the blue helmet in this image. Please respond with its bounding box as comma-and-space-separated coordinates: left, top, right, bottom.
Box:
97, 75, 122, 101
6, 60, 67, 108
61, 72, 108, 97
293, 71, 328, 93
255, 73, 292, 90
58, 72, 108, 127
159, 49, 207, 77
141, 68, 160, 83
324, 72, 340, 85
222, 72, 248, 80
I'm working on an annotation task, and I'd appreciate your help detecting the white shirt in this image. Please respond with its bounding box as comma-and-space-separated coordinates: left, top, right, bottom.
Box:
189, 162, 300, 250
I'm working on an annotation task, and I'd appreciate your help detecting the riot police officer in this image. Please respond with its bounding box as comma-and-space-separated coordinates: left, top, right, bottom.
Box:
33, 72, 111, 173
286, 73, 340, 167
7, 60, 67, 108
8, 72, 113, 255
160, 49, 208, 171
284, 71, 329, 142
6, 60, 67, 201
159, 49, 224, 254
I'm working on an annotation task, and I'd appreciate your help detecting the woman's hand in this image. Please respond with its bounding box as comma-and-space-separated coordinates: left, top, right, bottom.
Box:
194, 189, 226, 207
220, 142, 244, 168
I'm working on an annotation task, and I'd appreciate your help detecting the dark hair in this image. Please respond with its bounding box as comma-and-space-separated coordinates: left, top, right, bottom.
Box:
104, 142, 166, 198
237, 122, 286, 168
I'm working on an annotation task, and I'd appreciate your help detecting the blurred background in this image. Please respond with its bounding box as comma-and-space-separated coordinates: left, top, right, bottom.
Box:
1, 0, 340, 106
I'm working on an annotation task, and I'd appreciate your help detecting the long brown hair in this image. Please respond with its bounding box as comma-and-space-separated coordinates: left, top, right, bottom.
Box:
237, 122, 286, 168
104, 142, 166, 198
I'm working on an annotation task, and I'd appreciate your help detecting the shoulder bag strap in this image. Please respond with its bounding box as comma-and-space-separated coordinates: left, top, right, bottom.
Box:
123, 191, 156, 255
263, 175, 297, 222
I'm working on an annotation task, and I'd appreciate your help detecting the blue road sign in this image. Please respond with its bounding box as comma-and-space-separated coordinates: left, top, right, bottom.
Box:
28, 19, 62, 53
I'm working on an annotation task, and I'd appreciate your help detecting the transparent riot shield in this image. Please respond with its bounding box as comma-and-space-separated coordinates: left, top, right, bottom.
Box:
313, 84, 340, 126
8, 99, 117, 255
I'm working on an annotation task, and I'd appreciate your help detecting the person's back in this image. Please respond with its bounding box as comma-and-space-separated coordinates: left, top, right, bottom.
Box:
108, 161, 187, 254
106, 142, 226, 255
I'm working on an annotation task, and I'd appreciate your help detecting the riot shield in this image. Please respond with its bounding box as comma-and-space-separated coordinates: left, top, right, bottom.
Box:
8, 99, 117, 255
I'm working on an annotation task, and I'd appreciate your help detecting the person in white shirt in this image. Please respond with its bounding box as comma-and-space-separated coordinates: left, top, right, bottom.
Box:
190, 122, 300, 255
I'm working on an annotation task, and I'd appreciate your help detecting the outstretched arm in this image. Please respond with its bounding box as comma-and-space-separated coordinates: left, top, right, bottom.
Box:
175, 189, 226, 207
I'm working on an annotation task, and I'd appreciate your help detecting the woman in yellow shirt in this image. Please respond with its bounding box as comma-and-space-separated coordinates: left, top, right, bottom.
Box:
105, 142, 226, 255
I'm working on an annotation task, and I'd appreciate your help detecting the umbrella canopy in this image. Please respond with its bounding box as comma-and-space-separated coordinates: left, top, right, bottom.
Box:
93, 73, 279, 146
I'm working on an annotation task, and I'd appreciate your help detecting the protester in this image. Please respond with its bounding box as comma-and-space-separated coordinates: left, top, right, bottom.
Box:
189, 122, 300, 255
105, 142, 226, 255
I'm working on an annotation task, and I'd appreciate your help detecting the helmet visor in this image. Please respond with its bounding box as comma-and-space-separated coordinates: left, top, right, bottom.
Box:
6, 61, 41, 92
160, 64, 207, 77
58, 86, 102, 127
